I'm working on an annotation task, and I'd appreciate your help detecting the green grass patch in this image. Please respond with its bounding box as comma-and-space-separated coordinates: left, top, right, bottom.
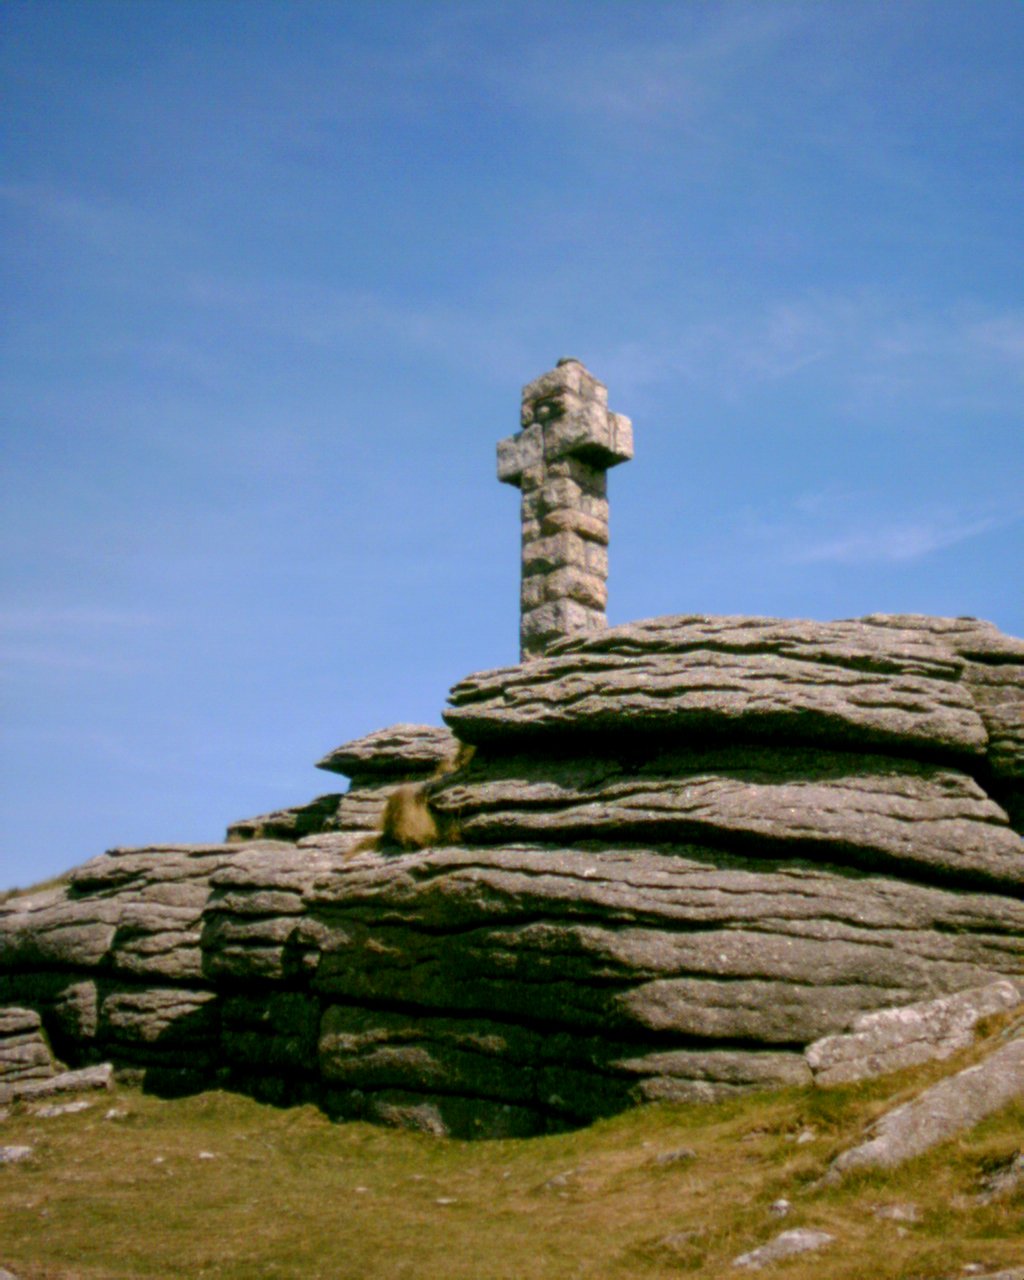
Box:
2, 1027, 1022, 1280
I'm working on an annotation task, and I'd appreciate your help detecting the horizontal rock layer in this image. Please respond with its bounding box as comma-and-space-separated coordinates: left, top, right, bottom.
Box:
805, 979, 1024, 1085
427, 746, 1023, 888
0, 1006, 58, 1084
445, 616, 1023, 782
4, 830, 1021, 1135
316, 723, 459, 779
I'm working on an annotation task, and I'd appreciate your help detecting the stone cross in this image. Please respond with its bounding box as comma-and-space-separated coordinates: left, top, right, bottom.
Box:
497, 358, 633, 660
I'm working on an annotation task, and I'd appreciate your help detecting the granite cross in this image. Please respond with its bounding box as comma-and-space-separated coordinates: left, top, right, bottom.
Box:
497, 358, 633, 660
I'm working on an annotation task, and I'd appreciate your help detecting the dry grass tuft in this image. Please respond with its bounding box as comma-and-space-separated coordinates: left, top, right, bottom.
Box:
0, 872, 71, 903
360, 743, 475, 854
381, 784, 443, 849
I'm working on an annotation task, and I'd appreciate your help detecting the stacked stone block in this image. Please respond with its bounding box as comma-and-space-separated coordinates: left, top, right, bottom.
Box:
497, 358, 633, 660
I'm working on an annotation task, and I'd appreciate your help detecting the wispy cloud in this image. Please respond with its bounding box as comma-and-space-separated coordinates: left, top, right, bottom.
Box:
606, 293, 1024, 418
0, 608, 165, 675
795, 513, 1011, 565
0, 607, 163, 634
184, 273, 532, 380
744, 492, 1023, 567
507, 4, 803, 132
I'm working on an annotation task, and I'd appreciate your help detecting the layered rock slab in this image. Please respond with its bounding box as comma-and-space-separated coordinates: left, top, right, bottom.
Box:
444, 615, 1019, 772
0, 1008, 58, 1084
305, 844, 1024, 1043
826, 1035, 1024, 1179
427, 746, 1022, 888
2, 829, 1023, 1135
2, 613, 1022, 1135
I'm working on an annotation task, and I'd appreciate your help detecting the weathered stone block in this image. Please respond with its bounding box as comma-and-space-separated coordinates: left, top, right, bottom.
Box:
584, 541, 609, 576
543, 567, 607, 610
522, 600, 605, 646
543, 402, 632, 469
541, 508, 609, 544
522, 532, 589, 575
317, 724, 458, 779
522, 359, 608, 410
520, 575, 546, 611
497, 424, 543, 486
545, 456, 607, 496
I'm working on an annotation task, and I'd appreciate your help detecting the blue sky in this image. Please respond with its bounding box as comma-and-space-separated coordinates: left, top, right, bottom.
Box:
2, 0, 1022, 889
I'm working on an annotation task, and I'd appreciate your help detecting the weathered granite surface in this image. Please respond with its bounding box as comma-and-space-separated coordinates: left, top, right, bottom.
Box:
826, 1035, 1024, 1179
427, 748, 1021, 887
0, 1007, 58, 1085
498, 359, 633, 659
805, 979, 1023, 1085
2, 613, 1021, 1136
445, 616, 1020, 768
316, 724, 460, 779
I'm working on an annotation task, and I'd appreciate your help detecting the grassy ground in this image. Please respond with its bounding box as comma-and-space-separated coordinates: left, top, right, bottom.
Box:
2, 1027, 1022, 1280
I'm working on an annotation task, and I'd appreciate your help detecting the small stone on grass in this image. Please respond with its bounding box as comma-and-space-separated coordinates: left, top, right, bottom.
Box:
732, 1228, 834, 1269
0, 1145, 33, 1164
34, 1099, 93, 1118
655, 1147, 697, 1166
873, 1202, 919, 1222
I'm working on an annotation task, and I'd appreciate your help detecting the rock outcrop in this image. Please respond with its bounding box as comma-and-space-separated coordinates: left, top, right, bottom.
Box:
1, 613, 1022, 1136
825, 1036, 1024, 1179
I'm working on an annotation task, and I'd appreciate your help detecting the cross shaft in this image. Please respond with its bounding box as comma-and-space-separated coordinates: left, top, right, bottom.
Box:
497, 358, 633, 660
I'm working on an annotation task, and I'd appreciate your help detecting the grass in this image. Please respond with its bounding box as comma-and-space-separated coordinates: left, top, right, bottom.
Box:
1, 1023, 1022, 1280
0, 872, 71, 904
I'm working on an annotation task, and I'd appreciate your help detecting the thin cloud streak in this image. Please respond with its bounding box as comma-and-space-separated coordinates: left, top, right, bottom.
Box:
743, 496, 1024, 567
607, 294, 1024, 417
795, 514, 1013, 565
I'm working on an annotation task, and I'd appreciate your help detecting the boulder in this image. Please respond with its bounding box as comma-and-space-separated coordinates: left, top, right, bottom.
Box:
302, 842, 1022, 1128
0, 1062, 112, 1104
732, 1228, 835, 1269
0, 611, 1021, 1135
316, 723, 459, 779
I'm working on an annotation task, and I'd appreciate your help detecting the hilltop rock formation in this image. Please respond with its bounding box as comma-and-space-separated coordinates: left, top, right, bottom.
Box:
1, 612, 1022, 1137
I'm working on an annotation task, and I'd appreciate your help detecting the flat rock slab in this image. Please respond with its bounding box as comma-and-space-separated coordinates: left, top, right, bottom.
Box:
0, 1063, 112, 1103
317, 724, 459, 779
429, 747, 1023, 888
827, 1035, 1024, 1179
732, 1228, 835, 1268
806, 979, 1024, 1084
0, 1008, 42, 1036
226, 793, 344, 843
445, 615, 1024, 772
